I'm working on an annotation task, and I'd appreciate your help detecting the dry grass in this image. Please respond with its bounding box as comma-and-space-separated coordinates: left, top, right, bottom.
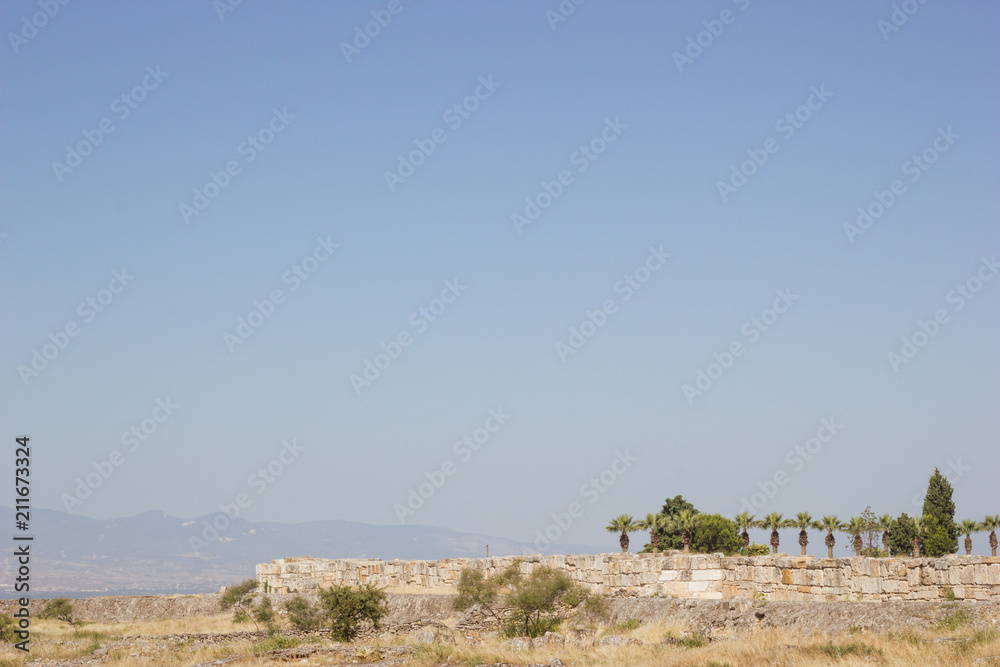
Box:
0, 611, 997, 667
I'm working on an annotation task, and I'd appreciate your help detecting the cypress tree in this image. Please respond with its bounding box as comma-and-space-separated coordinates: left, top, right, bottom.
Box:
921, 468, 958, 556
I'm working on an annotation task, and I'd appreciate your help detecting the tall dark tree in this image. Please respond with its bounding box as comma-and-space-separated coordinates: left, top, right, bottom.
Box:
887, 513, 918, 556
921, 468, 958, 556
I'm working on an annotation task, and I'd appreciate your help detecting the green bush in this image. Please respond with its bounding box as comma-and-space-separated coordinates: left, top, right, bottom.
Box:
935, 607, 970, 631
745, 543, 770, 557
317, 583, 388, 642
252, 635, 301, 651
285, 595, 325, 631
814, 641, 881, 658
38, 598, 80, 633
454, 563, 599, 638
605, 618, 641, 634
678, 633, 709, 648
0, 615, 18, 643
254, 595, 278, 633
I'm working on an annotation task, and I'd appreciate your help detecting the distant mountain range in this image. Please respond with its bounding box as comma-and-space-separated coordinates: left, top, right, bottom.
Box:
0, 507, 602, 596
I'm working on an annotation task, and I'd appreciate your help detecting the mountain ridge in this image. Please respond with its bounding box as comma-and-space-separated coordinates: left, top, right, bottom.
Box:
0, 506, 603, 595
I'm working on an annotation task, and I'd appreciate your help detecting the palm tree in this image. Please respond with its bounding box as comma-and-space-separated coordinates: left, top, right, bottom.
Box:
959, 519, 982, 556
734, 512, 756, 555
984, 515, 1000, 558
844, 517, 866, 555
670, 509, 700, 554
912, 515, 929, 558
606, 514, 640, 553
760, 512, 793, 555
792, 512, 818, 556
637, 513, 665, 554
819, 515, 843, 559
878, 514, 894, 556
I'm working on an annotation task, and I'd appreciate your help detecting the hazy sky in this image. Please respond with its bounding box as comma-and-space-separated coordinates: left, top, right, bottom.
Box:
2, 0, 997, 556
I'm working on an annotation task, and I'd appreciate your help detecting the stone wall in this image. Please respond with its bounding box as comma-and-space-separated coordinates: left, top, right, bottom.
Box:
257, 552, 1000, 602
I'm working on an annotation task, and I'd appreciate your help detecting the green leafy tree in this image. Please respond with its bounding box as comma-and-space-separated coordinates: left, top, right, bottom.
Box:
453, 562, 522, 625
689, 513, 742, 556
745, 543, 770, 557
637, 513, 665, 553
284, 595, 325, 631
605, 514, 640, 553
857, 506, 883, 556
38, 598, 80, 634
792, 512, 819, 556
921, 468, 958, 556
760, 512, 794, 554
734, 512, 756, 555
651, 495, 699, 551
983, 515, 1000, 557
503, 567, 591, 637
958, 519, 982, 556
317, 583, 388, 642
220, 579, 260, 628
819, 515, 844, 559
454, 563, 598, 638
887, 513, 917, 556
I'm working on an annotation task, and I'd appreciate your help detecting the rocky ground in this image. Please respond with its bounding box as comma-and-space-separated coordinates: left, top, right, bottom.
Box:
5, 594, 1000, 666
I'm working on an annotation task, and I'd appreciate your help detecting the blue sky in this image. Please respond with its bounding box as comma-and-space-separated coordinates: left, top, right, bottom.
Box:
2, 0, 998, 556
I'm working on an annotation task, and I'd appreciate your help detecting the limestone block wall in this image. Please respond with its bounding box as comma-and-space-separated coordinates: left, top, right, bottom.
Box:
256, 553, 1000, 602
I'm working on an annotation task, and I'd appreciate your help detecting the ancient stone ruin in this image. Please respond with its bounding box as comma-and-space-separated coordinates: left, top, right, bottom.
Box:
257, 552, 1000, 602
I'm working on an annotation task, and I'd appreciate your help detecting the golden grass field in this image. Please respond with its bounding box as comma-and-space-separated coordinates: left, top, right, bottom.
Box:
1, 607, 998, 667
